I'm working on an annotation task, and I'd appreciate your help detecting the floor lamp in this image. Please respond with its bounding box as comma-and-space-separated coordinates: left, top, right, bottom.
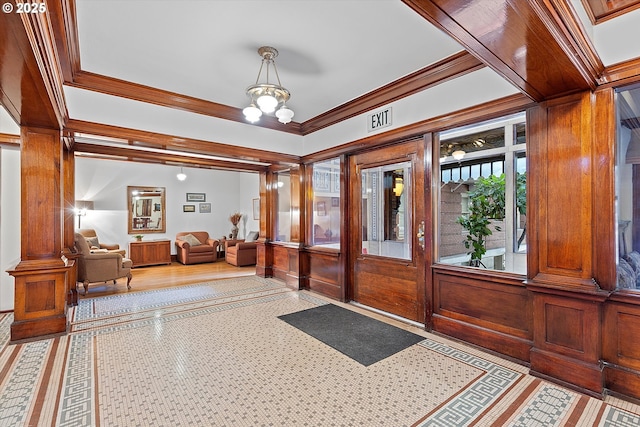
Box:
75, 200, 94, 229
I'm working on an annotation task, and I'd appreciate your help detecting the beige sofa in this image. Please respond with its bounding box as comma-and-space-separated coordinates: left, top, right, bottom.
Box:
74, 233, 132, 295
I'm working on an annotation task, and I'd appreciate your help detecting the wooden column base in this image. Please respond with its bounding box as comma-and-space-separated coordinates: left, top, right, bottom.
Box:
8, 258, 73, 341
530, 348, 604, 397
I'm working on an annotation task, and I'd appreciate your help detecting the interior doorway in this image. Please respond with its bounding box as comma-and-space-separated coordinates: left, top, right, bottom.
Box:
348, 139, 427, 323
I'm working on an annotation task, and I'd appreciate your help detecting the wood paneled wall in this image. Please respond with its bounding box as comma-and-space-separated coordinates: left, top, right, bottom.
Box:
432, 266, 532, 361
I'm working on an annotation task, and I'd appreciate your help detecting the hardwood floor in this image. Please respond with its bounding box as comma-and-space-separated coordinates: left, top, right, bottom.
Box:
78, 260, 257, 299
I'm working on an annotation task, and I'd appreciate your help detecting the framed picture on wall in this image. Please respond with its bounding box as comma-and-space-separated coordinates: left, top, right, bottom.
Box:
199, 203, 211, 213
183, 204, 195, 212
252, 198, 260, 220
186, 193, 206, 202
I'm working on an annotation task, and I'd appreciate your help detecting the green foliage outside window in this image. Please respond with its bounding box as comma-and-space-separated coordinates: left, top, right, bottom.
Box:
457, 172, 527, 267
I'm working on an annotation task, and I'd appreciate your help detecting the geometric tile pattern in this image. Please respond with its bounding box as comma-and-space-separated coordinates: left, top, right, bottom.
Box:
415, 339, 522, 426
1, 276, 640, 426
57, 334, 95, 427
0, 312, 12, 353
601, 405, 640, 427
509, 384, 577, 426
0, 339, 51, 427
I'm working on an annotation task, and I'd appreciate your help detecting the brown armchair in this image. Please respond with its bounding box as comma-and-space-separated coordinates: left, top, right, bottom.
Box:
77, 228, 126, 256
175, 231, 219, 264
74, 233, 132, 295
225, 238, 257, 266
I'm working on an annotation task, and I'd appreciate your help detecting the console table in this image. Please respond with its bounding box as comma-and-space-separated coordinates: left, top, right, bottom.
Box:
129, 239, 171, 267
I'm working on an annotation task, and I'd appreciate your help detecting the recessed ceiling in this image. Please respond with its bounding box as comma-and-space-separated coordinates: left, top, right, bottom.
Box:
75, 0, 463, 123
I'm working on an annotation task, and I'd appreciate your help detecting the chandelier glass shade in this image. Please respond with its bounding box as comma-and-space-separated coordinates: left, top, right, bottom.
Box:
176, 167, 187, 181
243, 46, 294, 124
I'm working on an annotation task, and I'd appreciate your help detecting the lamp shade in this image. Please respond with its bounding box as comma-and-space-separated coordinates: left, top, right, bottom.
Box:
276, 105, 294, 124
243, 104, 262, 123
176, 167, 187, 181
75, 200, 94, 211
256, 94, 278, 113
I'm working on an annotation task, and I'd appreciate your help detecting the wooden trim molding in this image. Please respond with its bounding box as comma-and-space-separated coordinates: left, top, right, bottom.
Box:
302, 93, 534, 164
65, 119, 300, 166
48, 1, 487, 136
401, 0, 599, 101
68, 71, 304, 135
580, 0, 640, 24
0, 133, 20, 147
20, 11, 68, 127
600, 57, 640, 86
299, 51, 485, 134
73, 143, 268, 172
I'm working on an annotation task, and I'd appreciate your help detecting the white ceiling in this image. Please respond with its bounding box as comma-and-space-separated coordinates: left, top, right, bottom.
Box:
5, 1, 640, 144
74, 0, 464, 123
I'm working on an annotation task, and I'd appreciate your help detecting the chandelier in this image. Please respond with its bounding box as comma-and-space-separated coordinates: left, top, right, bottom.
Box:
242, 46, 294, 124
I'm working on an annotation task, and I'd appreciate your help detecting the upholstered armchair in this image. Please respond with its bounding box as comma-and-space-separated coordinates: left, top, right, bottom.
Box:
77, 229, 126, 256
175, 231, 219, 264
74, 233, 132, 295
225, 232, 258, 266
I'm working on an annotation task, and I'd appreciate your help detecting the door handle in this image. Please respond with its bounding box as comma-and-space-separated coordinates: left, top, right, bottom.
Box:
417, 221, 425, 250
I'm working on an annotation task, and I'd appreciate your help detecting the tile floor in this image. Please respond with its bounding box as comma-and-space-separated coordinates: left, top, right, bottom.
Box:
0, 276, 639, 426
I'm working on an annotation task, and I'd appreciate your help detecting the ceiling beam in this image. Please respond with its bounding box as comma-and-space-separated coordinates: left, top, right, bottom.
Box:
401, 0, 603, 102
73, 143, 268, 172
0, 10, 66, 128
50, 0, 489, 137
66, 119, 301, 167
68, 70, 305, 135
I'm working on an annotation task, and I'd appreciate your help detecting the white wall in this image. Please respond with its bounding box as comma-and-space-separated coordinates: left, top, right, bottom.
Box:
75, 157, 259, 255
0, 147, 20, 311
0, 106, 20, 312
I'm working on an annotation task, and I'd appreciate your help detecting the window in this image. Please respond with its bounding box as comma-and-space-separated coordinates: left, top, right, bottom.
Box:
616, 84, 640, 291
361, 161, 412, 260
275, 171, 291, 242
311, 158, 341, 247
438, 112, 526, 273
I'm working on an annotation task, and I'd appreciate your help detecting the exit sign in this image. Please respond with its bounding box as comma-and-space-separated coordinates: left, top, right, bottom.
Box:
367, 107, 392, 132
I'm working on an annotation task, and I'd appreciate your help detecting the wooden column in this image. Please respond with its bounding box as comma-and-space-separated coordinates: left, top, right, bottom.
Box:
62, 145, 79, 306
255, 171, 272, 278
526, 91, 610, 396
8, 126, 71, 340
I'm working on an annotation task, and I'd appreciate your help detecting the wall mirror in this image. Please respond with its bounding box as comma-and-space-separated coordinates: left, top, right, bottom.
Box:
127, 186, 166, 234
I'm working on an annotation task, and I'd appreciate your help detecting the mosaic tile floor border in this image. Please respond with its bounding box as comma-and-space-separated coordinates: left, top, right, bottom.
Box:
1, 278, 640, 426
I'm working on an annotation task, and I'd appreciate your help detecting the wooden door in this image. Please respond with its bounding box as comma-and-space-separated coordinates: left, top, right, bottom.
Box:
349, 139, 427, 323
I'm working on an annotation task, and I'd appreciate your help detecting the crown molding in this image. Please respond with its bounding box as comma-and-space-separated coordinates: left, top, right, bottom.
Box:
580, 0, 640, 24
0, 133, 20, 147
50, 0, 487, 137
299, 51, 484, 134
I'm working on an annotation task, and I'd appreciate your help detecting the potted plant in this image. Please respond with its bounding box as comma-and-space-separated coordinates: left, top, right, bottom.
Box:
457, 173, 526, 267
133, 234, 144, 241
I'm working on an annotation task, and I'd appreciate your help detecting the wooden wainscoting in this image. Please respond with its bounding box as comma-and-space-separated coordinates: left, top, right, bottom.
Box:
304, 247, 343, 300
603, 296, 640, 400
271, 244, 302, 289
432, 265, 533, 361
